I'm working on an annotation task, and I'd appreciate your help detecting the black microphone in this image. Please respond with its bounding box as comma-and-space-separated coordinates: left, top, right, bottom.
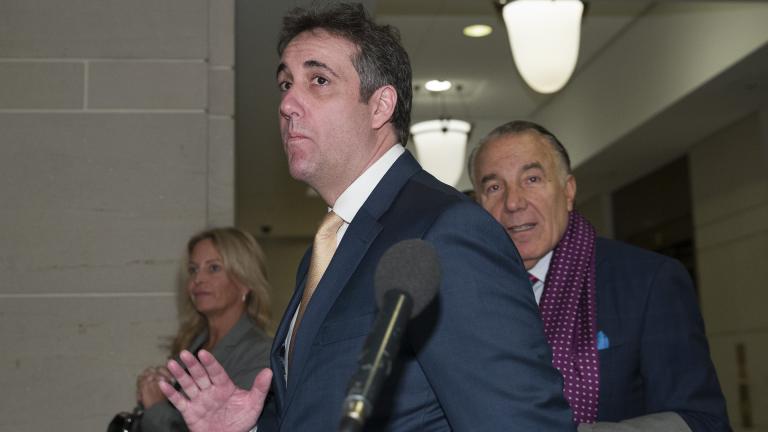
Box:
338, 239, 441, 432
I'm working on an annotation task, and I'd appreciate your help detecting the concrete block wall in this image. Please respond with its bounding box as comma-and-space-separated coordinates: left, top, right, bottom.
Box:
689, 111, 768, 431
0, 1, 236, 430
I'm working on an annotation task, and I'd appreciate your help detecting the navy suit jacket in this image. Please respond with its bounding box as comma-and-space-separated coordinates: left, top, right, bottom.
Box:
260, 152, 573, 431
594, 238, 730, 431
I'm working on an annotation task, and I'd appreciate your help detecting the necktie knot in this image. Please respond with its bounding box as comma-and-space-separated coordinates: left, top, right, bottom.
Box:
316, 211, 344, 242
307, 210, 344, 295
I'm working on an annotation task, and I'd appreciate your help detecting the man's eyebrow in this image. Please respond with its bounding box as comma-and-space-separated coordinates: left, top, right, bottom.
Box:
276, 59, 341, 79
479, 162, 544, 184
276, 63, 287, 78
304, 59, 340, 77
480, 173, 499, 184
522, 162, 544, 171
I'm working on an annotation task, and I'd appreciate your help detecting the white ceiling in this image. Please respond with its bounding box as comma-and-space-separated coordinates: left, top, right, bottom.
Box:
235, 0, 768, 238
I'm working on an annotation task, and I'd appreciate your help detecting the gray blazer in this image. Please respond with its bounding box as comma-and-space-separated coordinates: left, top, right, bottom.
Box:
139, 313, 271, 432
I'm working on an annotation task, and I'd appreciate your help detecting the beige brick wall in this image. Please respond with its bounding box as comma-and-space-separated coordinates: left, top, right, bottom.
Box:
0, 1, 235, 430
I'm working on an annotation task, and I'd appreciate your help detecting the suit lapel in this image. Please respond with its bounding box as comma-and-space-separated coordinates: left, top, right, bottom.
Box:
270, 248, 311, 412
284, 209, 382, 399
275, 151, 423, 419
210, 313, 252, 361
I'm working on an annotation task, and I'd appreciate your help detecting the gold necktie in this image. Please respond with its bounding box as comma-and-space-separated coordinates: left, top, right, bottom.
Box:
289, 211, 344, 364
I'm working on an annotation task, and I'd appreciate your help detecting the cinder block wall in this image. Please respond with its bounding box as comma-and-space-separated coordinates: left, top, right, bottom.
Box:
690, 111, 768, 431
0, 1, 236, 430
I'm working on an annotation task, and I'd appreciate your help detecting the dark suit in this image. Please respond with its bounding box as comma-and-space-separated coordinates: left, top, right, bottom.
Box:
594, 238, 729, 431
261, 151, 573, 431
140, 314, 271, 432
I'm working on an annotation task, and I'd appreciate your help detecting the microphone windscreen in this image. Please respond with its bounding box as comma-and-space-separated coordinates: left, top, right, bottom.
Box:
374, 239, 441, 318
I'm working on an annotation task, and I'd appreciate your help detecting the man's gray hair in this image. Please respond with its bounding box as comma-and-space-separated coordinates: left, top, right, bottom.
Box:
468, 120, 572, 187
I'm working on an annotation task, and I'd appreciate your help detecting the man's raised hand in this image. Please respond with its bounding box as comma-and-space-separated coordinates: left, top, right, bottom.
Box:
159, 349, 272, 432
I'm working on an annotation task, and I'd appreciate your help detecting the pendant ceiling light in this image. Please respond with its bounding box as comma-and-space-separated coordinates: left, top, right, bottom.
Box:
410, 119, 471, 187
501, 0, 584, 94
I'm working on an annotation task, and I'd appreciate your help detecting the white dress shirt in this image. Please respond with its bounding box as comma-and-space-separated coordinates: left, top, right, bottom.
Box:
528, 251, 553, 305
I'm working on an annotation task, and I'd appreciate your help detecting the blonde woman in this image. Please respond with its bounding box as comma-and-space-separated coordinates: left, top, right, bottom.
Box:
136, 228, 272, 432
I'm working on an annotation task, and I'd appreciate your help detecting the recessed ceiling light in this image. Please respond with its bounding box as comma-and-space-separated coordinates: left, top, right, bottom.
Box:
463, 24, 493, 38
424, 80, 452, 92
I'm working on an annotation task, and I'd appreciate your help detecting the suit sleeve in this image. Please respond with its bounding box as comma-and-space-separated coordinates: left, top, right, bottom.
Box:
411, 201, 575, 431
639, 258, 730, 431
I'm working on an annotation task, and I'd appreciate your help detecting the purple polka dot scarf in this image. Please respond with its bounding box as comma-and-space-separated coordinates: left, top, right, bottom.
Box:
539, 210, 599, 424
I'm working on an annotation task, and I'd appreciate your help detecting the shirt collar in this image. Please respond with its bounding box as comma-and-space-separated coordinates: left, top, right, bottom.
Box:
331, 144, 405, 224
528, 250, 553, 282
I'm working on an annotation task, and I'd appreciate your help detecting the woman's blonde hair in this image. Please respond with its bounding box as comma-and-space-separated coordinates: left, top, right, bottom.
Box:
170, 227, 272, 357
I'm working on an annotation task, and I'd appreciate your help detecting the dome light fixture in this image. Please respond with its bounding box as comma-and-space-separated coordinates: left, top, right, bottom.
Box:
410, 119, 472, 187
500, 0, 584, 94
424, 80, 453, 92
463, 24, 493, 38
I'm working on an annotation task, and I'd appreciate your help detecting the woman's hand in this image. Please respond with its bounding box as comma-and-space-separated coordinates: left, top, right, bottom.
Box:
136, 366, 173, 408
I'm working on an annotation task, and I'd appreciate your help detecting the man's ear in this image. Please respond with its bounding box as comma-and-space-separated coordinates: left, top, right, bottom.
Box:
565, 175, 577, 212
370, 85, 397, 130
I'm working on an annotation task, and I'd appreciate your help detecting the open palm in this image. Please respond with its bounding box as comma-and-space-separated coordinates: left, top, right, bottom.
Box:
160, 349, 272, 432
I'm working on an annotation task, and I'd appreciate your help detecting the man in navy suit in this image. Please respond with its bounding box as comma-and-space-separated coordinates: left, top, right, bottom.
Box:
159, 4, 573, 431
470, 120, 730, 431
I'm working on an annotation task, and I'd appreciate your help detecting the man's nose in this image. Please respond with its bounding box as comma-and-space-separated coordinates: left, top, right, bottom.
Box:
279, 88, 304, 120
504, 188, 527, 212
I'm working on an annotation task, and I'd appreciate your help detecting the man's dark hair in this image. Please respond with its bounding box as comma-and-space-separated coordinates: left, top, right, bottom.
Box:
278, 2, 412, 146
469, 120, 572, 185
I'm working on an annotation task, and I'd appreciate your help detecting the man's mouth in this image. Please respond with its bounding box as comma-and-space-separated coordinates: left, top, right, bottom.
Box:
286, 133, 307, 141
509, 223, 536, 233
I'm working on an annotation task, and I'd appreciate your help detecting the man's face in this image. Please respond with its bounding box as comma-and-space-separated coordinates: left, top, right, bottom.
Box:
277, 30, 377, 198
473, 133, 576, 270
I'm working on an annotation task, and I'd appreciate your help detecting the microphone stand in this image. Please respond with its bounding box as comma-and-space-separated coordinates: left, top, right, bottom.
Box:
338, 291, 412, 432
